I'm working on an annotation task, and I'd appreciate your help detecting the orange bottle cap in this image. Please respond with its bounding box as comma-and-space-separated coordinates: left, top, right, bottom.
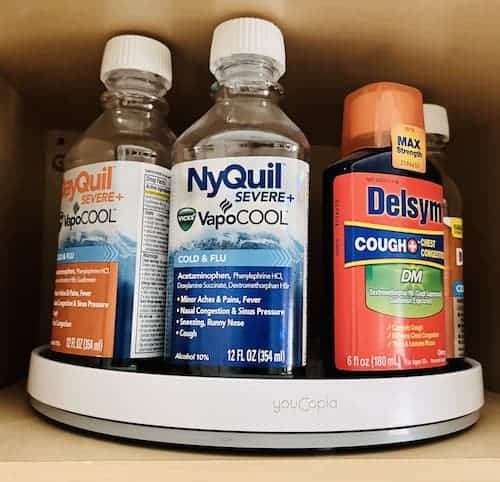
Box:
341, 82, 425, 158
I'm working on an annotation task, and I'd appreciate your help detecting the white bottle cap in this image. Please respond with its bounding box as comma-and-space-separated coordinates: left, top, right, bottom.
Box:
100, 34, 172, 90
424, 103, 450, 142
210, 17, 286, 77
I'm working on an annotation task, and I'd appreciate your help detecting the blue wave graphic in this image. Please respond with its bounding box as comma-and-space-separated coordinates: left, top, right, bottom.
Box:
60, 230, 136, 258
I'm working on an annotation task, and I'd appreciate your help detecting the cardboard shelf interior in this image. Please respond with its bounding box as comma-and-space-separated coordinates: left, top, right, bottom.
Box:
0, 0, 499, 141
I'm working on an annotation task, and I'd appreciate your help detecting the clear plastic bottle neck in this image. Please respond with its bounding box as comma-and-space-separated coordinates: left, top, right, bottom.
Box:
101, 69, 169, 113
212, 55, 284, 101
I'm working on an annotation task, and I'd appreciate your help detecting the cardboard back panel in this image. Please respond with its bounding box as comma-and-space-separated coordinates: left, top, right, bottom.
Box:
0, 78, 45, 387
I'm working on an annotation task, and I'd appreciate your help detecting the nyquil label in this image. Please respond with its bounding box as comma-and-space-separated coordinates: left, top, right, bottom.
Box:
52, 160, 171, 359
166, 157, 310, 369
187, 161, 283, 197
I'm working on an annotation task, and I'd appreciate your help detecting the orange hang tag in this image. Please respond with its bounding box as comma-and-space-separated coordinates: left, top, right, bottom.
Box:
391, 123, 427, 173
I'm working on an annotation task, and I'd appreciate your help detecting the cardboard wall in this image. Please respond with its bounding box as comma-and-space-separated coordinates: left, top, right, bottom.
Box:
450, 124, 497, 390
0, 78, 45, 386
0, 0, 500, 144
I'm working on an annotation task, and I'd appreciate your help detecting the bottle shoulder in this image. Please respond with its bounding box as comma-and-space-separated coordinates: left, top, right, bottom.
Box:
64, 111, 176, 170
174, 100, 310, 163
325, 150, 443, 185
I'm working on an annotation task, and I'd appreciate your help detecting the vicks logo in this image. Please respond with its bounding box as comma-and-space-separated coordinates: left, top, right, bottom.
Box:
177, 207, 196, 231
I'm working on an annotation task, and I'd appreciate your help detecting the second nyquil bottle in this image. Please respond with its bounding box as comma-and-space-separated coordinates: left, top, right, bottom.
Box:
165, 18, 311, 377
50, 35, 175, 370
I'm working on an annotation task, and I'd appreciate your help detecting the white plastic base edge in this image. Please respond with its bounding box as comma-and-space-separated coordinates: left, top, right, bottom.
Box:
27, 347, 484, 449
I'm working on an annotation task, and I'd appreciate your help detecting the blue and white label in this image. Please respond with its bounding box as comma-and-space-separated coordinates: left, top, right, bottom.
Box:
166, 157, 309, 368
54, 160, 171, 358
453, 280, 464, 299
344, 223, 444, 269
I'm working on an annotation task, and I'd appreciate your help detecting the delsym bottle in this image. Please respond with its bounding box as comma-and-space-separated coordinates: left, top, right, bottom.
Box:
166, 18, 310, 376
424, 104, 464, 361
325, 82, 446, 373
50, 35, 175, 369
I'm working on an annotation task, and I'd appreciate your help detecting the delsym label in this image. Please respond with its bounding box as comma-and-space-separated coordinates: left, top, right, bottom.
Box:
443, 217, 464, 357
334, 172, 446, 371
166, 157, 309, 368
51, 160, 171, 359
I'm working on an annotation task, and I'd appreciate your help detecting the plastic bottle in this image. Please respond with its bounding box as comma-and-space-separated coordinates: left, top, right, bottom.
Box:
324, 82, 446, 374
424, 103, 464, 362
49, 35, 176, 370
166, 17, 310, 377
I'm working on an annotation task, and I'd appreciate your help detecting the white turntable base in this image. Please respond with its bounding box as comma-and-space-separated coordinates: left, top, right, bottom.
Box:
27, 347, 484, 449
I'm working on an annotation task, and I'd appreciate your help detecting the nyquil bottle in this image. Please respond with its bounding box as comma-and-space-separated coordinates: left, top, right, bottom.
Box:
50, 35, 175, 370
166, 18, 310, 377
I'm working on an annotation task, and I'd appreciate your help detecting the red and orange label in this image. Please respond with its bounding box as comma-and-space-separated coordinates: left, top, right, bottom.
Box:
333, 172, 446, 371
51, 262, 118, 357
443, 217, 464, 357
